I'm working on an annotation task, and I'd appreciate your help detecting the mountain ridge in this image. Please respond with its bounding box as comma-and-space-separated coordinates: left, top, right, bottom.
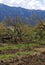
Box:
0, 4, 45, 25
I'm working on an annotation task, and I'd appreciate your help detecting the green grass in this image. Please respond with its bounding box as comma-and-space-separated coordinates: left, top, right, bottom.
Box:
0, 43, 38, 60
0, 46, 16, 51
0, 54, 15, 60
0, 43, 39, 51
16, 51, 35, 56
0, 43, 43, 60
0, 50, 36, 60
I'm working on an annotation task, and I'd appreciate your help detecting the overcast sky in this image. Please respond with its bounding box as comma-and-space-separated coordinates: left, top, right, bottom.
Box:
0, 0, 45, 10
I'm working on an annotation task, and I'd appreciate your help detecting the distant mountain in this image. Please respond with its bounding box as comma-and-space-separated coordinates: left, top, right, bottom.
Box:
0, 4, 45, 25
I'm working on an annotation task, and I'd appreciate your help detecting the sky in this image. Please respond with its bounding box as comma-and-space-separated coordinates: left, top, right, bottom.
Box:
0, 0, 45, 10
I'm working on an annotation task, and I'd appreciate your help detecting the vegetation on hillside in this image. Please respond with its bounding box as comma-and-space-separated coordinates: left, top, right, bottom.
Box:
0, 16, 45, 44
0, 16, 45, 65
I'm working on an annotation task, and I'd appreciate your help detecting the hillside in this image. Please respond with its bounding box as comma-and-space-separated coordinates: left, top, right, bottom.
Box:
0, 4, 45, 24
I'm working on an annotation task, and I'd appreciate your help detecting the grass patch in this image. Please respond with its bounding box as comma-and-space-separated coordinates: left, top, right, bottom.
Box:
0, 46, 17, 51
0, 50, 36, 60
16, 51, 35, 56
0, 54, 15, 60
0, 43, 39, 51
15, 43, 39, 49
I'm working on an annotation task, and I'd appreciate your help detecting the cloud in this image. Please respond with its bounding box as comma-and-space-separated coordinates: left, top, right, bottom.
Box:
0, 0, 1, 2
0, 0, 45, 10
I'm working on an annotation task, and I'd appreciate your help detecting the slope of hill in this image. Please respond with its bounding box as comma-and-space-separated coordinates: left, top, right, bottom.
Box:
0, 4, 45, 24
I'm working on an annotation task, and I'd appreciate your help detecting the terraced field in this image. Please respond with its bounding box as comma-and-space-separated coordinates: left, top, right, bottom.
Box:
0, 43, 45, 65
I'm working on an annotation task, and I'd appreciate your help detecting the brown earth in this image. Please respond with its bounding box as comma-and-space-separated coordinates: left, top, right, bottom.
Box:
0, 51, 45, 65
0, 44, 45, 65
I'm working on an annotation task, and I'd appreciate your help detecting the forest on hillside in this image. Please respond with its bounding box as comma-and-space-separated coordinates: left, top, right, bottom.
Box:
0, 16, 45, 44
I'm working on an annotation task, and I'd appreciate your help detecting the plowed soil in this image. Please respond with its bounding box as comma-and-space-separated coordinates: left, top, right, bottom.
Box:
0, 44, 45, 65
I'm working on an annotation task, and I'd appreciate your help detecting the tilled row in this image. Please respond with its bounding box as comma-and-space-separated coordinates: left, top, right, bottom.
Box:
0, 51, 45, 65
0, 47, 32, 54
